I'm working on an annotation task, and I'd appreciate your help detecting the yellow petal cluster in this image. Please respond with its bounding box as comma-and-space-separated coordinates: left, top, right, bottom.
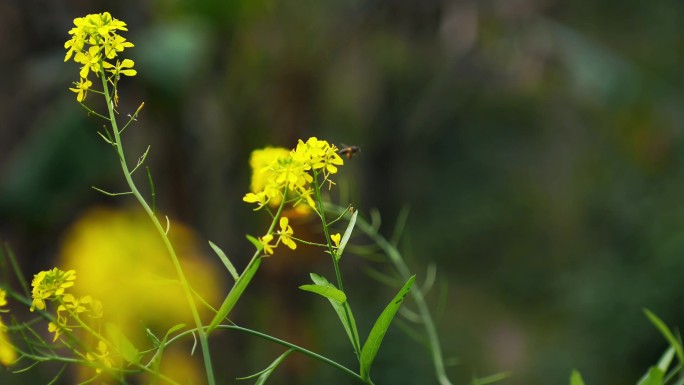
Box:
243, 137, 344, 210
0, 289, 16, 366
30, 268, 76, 312
30, 267, 104, 344
64, 12, 136, 102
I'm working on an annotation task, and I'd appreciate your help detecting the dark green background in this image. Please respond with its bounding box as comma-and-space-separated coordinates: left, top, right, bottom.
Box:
2, 1, 684, 384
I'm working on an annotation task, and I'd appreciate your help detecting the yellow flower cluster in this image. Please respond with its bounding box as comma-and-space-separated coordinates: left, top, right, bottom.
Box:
30, 268, 103, 342
64, 12, 136, 102
30, 268, 77, 312
243, 137, 344, 210
0, 289, 16, 366
258, 217, 297, 255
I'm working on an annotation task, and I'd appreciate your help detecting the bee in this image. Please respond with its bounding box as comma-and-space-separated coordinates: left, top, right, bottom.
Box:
337, 144, 361, 159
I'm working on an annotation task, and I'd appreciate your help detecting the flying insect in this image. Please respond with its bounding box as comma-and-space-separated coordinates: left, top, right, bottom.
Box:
337, 144, 361, 159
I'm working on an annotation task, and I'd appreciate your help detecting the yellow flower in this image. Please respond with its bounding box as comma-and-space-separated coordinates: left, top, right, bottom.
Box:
102, 34, 133, 59
0, 289, 7, 307
331, 233, 341, 248
259, 234, 276, 255
74, 45, 102, 79
47, 322, 67, 342
277, 217, 297, 250
244, 138, 345, 210
0, 322, 15, 366
30, 268, 76, 312
103, 59, 137, 77
86, 340, 114, 373
249, 147, 291, 193
69, 78, 92, 102
243, 191, 268, 208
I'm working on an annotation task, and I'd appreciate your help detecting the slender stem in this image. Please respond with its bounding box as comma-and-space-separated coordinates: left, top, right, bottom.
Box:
328, 204, 453, 385
99, 73, 216, 385
311, 172, 361, 359
312, 171, 344, 290
165, 325, 372, 385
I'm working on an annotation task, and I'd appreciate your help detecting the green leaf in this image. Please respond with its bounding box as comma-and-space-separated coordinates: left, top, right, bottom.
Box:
106, 323, 140, 365
336, 210, 357, 260
310, 273, 361, 357
209, 240, 239, 281
471, 371, 510, 385
299, 284, 347, 303
149, 323, 187, 384
246, 234, 262, 250
637, 367, 664, 385
644, 309, 684, 363
570, 370, 585, 385
657, 346, 675, 373
208, 257, 262, 333
360, 275, 415, 380
237, 349, 293, 384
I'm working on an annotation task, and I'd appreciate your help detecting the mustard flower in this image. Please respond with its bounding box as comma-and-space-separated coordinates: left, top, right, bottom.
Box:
243, 191, 268, 208
244, 138, 344, 210
0, 290, 15, 366
74, 46, 102, 79
30, 268, 77, 312
277, 217, 297, 250
86, 340, 114, 373
0, 324, 14, 366
331, 233, 341, 248
259, 234, 276, 255
295, 186, 316, 209
102, 34, 133, 59
69, 78, 92, 102
103, 58, 137, 77
47, 321, 68, 342
65, 12, 134, 96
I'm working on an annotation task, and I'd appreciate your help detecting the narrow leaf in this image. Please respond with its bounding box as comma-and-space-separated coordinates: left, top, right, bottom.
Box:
360, 275, 416, 380
246, 235, 262, 250
637, 367, 664, 385
237, 349, 293, 384
208, 257, 262, 333
471, 372, 511, 385
209, 241, 239, 281
310, 273, 361, 357
644, 309, 684, 363
106, 323, 140, 365
299, 284, 347, 303
4, 243, 29, 298
569, 370, 585, 385
657, 346, 675, 373
336, 210, 358, 260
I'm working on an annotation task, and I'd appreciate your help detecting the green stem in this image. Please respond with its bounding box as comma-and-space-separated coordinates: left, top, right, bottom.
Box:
312, 171, 344, 290
99, 73, 216, 385
311, 172, 361, 359
328, 205, 453, 385
165, 325, 373, 385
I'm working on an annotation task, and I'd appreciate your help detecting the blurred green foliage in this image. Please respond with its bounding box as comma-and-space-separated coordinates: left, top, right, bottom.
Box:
2, 1, 684, 384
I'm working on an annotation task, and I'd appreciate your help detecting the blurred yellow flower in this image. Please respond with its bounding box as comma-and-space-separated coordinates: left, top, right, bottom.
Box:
0, 289, 15, 366
86, 340, 114, 374
0, 325, 15, 366
59, 207, 221, 344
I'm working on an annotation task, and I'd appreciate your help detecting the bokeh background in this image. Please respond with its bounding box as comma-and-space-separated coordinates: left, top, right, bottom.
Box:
3, 0, 684, 384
